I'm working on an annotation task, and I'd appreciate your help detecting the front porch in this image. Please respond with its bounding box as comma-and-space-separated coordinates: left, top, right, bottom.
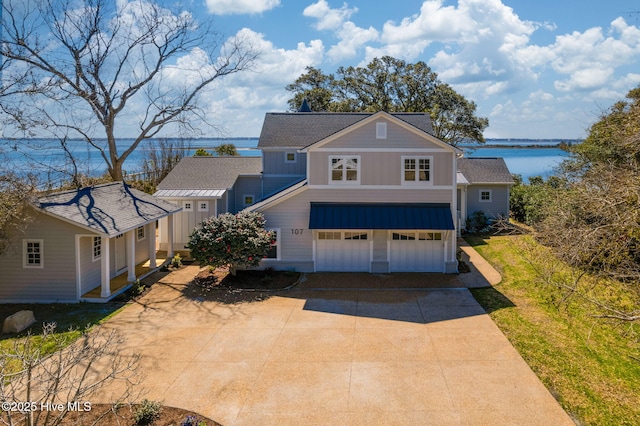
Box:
80, 254, 169, 302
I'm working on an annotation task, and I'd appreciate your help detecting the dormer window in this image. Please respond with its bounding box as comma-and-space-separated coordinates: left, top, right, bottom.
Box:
329, 156, 360, 184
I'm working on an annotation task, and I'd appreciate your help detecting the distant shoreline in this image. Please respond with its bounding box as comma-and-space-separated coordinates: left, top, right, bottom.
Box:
467, 143, 565, 149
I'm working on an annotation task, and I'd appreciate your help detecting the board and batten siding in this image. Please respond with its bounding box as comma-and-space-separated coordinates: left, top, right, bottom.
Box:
262, 175, 305, 198
320, 118, 442, 150
308, 150, 454, 186
258, 187, 455, 272
262, 150, 307, 175
157, 198, 218, 251
466, 184, 511, 220
0, 210, 81, 302
234, 176, 263, 211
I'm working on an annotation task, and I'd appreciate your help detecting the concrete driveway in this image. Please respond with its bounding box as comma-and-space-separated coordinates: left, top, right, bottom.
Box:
97, 263, 574, 426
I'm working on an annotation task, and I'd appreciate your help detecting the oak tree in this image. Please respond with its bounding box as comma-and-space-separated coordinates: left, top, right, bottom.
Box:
286, 56, 488, 146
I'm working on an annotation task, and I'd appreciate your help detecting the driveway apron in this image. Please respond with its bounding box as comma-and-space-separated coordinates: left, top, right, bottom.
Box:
96, 263, 574, 426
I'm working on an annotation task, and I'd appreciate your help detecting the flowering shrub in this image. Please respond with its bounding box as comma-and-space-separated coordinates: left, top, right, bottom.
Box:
187, 212, 275, 274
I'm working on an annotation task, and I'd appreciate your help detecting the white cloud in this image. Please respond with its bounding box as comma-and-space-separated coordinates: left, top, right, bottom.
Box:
328, 22, 378, 62
303, 0, 357, 31
195, 28, 325, 135
205, 0, 280, 16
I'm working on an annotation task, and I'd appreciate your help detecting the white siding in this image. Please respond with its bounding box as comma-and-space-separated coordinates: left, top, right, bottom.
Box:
258, 187, 455, 271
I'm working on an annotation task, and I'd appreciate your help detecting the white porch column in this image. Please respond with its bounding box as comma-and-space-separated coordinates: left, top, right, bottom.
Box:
126, 230, 136, 282
167, 213, 175, 259
149, 222, 157, 268
101, 237, 111, 298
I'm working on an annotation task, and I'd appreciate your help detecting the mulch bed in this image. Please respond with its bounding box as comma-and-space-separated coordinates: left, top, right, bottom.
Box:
182, 267, 302, 304
5, 404, 220, 426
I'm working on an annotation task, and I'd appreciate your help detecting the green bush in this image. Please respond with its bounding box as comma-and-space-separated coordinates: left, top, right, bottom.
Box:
134, 399, 163, 426
187, 212, 275, 274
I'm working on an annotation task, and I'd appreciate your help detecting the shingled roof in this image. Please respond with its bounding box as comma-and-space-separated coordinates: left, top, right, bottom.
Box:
457, 158, 514, 184
258, 112, 435, 148
37, 182, 181, 237
155, 156, 262, 192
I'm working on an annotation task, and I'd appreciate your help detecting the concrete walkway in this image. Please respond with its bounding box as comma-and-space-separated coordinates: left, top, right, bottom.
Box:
96, 251, 574, 425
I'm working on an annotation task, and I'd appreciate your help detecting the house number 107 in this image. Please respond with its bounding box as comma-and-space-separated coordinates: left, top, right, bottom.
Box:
291, 229, 304, 235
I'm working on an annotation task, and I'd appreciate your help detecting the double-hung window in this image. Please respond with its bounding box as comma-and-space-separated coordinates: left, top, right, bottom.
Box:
329, 156, 360, 184
402, 156, 432, 184
23, 239, 43, 268
93, 236, 102, 261
265, 229, 279, 259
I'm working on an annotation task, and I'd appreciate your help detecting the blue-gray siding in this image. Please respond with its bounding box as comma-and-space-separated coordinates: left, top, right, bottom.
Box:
262, 151, 307, 175
466, 184, 510, 220
0, 211, 80, 302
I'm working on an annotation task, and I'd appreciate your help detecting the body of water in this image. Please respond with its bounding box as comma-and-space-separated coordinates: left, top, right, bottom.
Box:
1, 138, 571, 182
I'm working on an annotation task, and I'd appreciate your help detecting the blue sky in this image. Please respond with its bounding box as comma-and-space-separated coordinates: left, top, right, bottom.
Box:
6, 0, 639, 140
188, 0, 640, 139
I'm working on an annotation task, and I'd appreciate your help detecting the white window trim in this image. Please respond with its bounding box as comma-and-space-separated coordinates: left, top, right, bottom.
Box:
284, 152, 297, 163
479, 189, 493, 202
328, 155, 361, 185
243, 194, 255, 206
197, 201, 209, 212
92, 236, 102, 262
264, 228, 280, 261
23, 239, 43, 269
376, 122, 387, 139
401, 155, 433, 185
136, 226, 146, 241
183, 201, 193, 212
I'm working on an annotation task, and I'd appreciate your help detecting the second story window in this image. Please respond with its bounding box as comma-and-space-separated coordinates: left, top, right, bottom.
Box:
330, 156, 360, 184
402, 156, 431, 184
285, 152, 297, 163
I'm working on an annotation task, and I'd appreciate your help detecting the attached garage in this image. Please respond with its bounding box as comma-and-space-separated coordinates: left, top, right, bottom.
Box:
309, 202, 455, 273
316, 231, 370, 272
390, 231, 445, 272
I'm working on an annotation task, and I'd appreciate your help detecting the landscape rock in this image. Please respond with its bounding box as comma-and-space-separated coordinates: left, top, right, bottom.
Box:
2, 310, 36, 333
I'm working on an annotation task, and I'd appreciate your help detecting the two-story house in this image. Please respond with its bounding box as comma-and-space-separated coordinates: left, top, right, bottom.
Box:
155, 110, 513, 273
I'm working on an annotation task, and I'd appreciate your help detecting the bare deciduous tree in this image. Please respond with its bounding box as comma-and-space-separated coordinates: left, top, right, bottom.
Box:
0, 323, 141, 426
0, 172, 37, 257
0, 0, 258, 182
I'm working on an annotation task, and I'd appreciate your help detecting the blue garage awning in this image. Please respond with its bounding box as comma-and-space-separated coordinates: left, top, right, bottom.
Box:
309, 203, 455, 230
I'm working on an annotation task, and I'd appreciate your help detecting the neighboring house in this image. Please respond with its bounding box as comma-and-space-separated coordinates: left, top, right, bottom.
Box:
156, 110, 514, 273
154, 156, 262, 252
457, 157, 514, 231
0, 182, 181, 303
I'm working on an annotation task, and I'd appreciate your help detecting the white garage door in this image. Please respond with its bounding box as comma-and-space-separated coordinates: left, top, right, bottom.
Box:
390, 231, 444, 272
316, 231, 370, 272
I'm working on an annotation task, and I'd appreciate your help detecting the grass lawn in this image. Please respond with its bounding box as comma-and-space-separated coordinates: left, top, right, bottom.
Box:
467, 234, 640, 426
0, 300, 128, 358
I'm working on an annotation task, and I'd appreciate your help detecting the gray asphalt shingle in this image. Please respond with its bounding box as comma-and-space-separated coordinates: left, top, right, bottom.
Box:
258, 112, 434, 148
37, 182, 181, 237
457, 158, 514, 184
155, 156, 262, 191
